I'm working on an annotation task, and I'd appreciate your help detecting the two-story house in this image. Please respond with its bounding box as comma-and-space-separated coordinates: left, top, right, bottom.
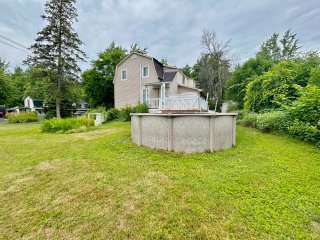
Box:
113, 52, 208, 112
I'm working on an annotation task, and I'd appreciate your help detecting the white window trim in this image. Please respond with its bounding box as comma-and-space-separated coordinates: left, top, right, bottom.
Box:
142, 65, 149, 78
142, 88, 149, 103
121, 69, 127, 81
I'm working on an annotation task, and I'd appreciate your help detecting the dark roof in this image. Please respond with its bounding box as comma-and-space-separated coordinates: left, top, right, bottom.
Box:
162, 71, 177, 82
153, 58, 164, 80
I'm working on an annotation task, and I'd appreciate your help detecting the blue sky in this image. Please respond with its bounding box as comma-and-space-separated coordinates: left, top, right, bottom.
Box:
0, 0, 319, 71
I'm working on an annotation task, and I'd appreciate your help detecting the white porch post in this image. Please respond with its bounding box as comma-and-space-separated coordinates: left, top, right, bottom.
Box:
160, 83, 166, 110
139, 64, 142, 103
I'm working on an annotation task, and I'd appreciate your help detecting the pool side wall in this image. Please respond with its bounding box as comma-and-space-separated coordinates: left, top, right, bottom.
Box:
131, 113, 237, 153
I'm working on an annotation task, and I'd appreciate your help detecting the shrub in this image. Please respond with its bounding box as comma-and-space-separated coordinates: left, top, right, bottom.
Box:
288, 120, 320, 147
8, 112, 39, 123
256, 111, 290, 133
134, 103, 148, 113
239, 113, 258, 128
288, 84, 320, 125
118, 105, 135, 122
234, 110, 245, 121
208, 98, 223, 112
227, 101, 239, 112
42, 117, 94, 133
106, 103, 148, 122
106, 108, 120, 121
85, 107, 108, 117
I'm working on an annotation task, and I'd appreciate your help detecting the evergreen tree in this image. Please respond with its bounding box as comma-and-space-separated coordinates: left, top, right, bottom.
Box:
25, 0, 86, 118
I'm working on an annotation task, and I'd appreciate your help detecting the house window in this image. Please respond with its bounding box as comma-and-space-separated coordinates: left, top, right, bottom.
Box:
182, 76, 186, 85
142, 66, 149, 77
142, 88, 149, 103
121, 69, 127, 80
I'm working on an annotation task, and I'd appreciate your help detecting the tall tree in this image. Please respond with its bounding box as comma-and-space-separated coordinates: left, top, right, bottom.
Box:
0, 58, 10, 72
82, 42, 126, 108
0, 59, 11, 106
256, 29, 300, 62
193, 29, 231, 102
160, 58, 168, 65
25, 0, 86, 118
129, 42, 148, 55
181, 64, 193, 78
281, 30, 300, 60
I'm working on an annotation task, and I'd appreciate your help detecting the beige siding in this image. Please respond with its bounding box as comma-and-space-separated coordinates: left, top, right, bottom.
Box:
149, 87, 160, 98
187, 78, 196, 88
178, 86, 199, 95
114, 55, 201, 108
169, 71, 199, 95
114, 54, 159, 108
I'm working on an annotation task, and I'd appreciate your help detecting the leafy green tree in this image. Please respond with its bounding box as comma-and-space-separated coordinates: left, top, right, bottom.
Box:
8, 67, 29, 106
129, 42, 148, 55
0, 58, 9, 72
82, 42, 126, 108
289, 84, 320, 125
226, 57, 273, 108
256, 29, 300, 62
244, 58, 316, 112
0, 69, 11, 106
25, 0, 86, 118
310, 68, 320, 87
0, 58, 12, 106
281, 30, 300, 60
160, 58, 168, 65
181, 64, 193, 78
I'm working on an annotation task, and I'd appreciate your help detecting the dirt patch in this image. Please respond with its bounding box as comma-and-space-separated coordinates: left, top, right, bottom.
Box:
0, 185, 16, 195
53, 193, 74, 205
313, 221, 320, 234
15, 176, 34, 184
37, 161, 55, 171
74, 129, 121, 140
118, 217, 126, 229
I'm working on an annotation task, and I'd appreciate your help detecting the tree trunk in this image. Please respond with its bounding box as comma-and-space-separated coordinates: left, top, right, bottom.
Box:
56, 97, 61, 118
56, 0, 63, 119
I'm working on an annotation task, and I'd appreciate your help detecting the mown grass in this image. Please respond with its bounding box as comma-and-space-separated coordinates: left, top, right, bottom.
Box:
0, 122, 320, 239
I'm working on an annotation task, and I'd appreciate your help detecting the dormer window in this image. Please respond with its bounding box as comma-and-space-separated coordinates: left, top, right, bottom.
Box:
121, 69, 127, 80
142, 66, 149, 77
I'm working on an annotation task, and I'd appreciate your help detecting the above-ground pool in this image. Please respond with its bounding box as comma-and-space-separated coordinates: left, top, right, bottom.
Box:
131, 113, 237, 153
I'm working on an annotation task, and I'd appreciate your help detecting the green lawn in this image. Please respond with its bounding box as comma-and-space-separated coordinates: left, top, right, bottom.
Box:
0, 122, 320, 239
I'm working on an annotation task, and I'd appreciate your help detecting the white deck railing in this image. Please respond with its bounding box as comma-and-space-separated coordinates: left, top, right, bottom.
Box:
147, 93, 208, 111
147, 98, 160, 109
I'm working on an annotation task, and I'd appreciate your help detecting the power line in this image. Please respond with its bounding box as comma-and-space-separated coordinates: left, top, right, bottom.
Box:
0, 39, 29, 54
0, 34, 28, 50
